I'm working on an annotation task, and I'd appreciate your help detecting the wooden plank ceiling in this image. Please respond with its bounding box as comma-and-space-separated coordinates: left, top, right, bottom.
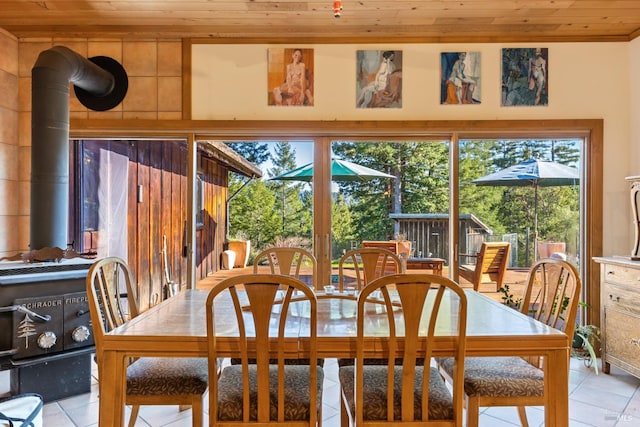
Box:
1, 1, 639, 42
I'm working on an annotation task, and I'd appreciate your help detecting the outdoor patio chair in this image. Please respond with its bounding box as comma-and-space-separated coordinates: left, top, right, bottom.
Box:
206, 274, 323, 426
438, 258, 581, 427
86, 257, 208, 427
253, 246, 317, 289
338, 273, 467, 426
458, 241, 511, 292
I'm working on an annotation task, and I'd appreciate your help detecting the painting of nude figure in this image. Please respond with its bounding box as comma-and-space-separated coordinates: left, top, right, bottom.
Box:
268, 47, 314, 106
356, 50, 402, 109
441, 51, 481, 104
501, 48, 548, 106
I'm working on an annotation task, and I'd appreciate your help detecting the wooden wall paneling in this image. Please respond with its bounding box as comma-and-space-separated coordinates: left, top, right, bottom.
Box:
160, 141, 173, 297
195, 155, 204, 280
213, 161, 222, 273
127, 140, 139, 299
136, 140, 151, 311
149, 142, 163, 305
203, 157, 214, 276
220, 163, 229, 269
163, 141, 185, 289
175, 143, 188, 286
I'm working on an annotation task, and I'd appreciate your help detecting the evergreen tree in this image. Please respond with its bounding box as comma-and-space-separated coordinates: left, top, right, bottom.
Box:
228, 178, 280, 250
225, 141, 271, 166
332, 193, 356, 256
268, 142, 312, 239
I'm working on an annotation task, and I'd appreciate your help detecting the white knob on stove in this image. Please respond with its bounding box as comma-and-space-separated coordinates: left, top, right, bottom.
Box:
71, 325, 91, 343
37, 331, 57, 349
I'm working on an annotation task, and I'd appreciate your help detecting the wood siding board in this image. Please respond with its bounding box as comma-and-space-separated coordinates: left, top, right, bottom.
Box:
127, 141, 138, 289
149, 141, 163, 304
160, 141, 172, 293
179, 145, 188, 285
136, 140, 151, 311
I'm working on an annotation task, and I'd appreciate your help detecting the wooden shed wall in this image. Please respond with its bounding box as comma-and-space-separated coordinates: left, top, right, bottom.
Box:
72, 140, 228, 311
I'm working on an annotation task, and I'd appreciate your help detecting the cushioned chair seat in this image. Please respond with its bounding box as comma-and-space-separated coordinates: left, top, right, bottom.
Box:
338, 365, 453, 421
216, 364, 324, 422
438, 356, 544, 398
127, 357, 209, 396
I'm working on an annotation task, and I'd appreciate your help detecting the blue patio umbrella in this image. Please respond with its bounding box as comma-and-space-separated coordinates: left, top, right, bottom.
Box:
270, 158, 395, 182
472, 158, 580, 260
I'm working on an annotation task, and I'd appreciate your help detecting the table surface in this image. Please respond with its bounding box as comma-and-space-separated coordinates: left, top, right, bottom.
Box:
98, 289, 570, 426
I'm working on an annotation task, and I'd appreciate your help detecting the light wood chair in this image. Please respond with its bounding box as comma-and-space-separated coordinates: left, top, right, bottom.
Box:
253, 246, 317, 289
86, 257, 208, 427
206, 274, 323, 426
439, 258, 581, 427
338, 273, 468, 426
338, 247, 405, 292
458, 241, 511, 291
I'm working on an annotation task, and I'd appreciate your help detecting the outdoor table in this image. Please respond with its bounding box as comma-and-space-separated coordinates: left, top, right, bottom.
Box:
96, 288, 570, 426
405, 257, 445, 275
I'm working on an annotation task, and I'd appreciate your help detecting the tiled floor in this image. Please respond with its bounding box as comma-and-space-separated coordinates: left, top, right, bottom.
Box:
1, 356, 639, 426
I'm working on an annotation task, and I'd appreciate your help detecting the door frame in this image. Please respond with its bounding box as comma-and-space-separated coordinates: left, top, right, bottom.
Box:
72, 118, 603, 326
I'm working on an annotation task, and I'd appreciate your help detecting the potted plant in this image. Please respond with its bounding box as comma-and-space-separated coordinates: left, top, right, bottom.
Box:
572, 324, 601, 372
572, 300, 601, 374
498, 284, 522, 310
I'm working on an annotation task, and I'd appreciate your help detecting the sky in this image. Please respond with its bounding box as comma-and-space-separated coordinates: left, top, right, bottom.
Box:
262, 140, 314, 179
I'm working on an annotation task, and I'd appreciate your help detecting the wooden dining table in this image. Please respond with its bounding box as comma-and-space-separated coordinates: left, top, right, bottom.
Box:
97, 288, 570, 426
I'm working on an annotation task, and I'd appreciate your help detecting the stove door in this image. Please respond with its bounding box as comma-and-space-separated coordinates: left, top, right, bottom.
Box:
12, 295, 64, 359
63, 292, 94, 350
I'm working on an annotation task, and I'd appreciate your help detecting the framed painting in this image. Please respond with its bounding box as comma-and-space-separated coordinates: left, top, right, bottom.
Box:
268, 47, 314, 106
441, 51, 481, 104
501, 48, 548, 106
356, 50, 402, 109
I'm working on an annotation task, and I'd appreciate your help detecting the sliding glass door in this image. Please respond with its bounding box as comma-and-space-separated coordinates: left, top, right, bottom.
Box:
326, 139, 451, 285
222, 135, 585, 294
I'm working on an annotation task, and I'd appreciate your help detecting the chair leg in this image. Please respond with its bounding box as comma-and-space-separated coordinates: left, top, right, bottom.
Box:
465, 396, 480, 427
191, 397, 203, 427
128, 405, 140, 427
340, 395, 350, 427
517, 406, 530, 427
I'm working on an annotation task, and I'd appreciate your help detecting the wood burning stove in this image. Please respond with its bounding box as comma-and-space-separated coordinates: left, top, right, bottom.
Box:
0, 258, 95, 402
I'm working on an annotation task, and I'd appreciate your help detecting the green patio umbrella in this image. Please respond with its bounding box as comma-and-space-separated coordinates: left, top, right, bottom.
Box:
270, 158, 395, 182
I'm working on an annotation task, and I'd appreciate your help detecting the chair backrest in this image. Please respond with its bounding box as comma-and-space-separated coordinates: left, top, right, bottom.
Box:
338, 247, 405, 292
252, 247, 317, 289
86, 257, 139, 352
206, 274, 319, 424
521, 258, 581, 336
362, 240, 412, 259
361, 240, 398, 253
354, 273, 467, 424
473, 242, 510, 282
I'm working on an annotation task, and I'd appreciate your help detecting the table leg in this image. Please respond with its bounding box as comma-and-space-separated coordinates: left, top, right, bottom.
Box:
99, 350, 127, 426
546, 347, 569, 426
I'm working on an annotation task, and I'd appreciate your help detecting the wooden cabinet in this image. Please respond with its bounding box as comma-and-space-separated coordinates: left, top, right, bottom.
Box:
594, 257, 640, 378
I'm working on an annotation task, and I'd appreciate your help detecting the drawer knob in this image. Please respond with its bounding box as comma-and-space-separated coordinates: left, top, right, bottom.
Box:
609, 294, 620, 302
631, 338, 640, 348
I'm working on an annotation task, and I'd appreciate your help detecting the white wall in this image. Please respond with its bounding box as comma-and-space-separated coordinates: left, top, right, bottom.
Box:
192, 42, 633, 256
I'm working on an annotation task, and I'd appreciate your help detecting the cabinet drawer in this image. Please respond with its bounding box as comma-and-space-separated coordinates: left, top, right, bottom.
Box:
602, 264, 640, 287
604, 308, 640, 368
603, 283, 640, 315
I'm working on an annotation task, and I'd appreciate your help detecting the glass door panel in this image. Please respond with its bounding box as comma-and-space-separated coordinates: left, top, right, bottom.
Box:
329, 140, 451, 287
225, 140, 315, 270
457, 138, 582, 292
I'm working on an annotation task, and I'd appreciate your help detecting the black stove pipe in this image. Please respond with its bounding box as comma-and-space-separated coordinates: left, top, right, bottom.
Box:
30, 46, 127, 250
